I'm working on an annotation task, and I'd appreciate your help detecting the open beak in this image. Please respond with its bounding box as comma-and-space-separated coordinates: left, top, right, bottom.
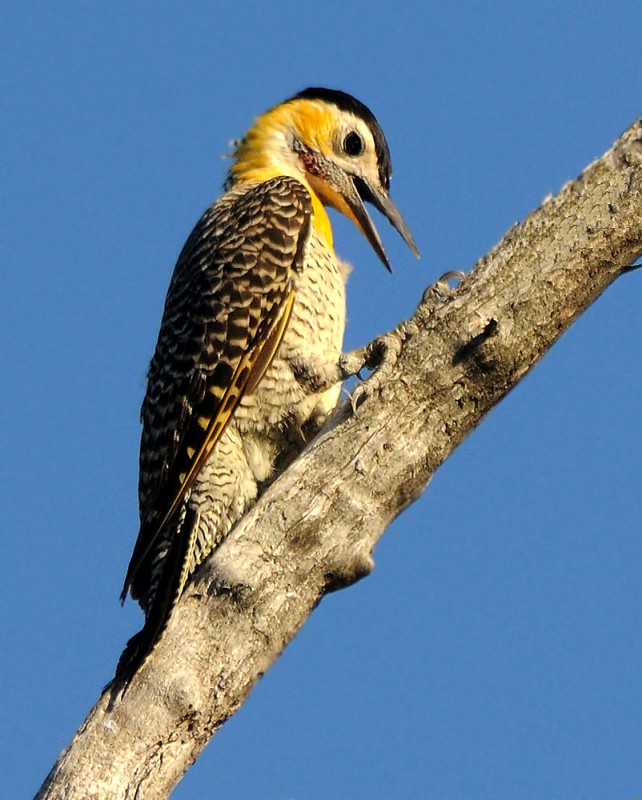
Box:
348, 176, 420, 272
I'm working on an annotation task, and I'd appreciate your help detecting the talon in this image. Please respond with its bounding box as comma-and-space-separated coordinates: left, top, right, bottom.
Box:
438, 269, 466, 286
350, 383, 369, 414
435, 270, 466, 296
342, 380, 371, 415
423, 270, 466, 304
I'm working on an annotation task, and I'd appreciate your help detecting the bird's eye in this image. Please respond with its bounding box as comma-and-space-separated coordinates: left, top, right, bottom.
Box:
342, 131, 364, 157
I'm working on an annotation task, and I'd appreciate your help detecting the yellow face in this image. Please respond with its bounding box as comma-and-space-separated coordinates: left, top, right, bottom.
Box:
293, 103, 385, 230
231, 100, 380, 188
228, 93, 418, 269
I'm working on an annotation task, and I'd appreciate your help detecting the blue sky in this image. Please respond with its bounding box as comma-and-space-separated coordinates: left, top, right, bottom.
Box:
3, 4, 641, 799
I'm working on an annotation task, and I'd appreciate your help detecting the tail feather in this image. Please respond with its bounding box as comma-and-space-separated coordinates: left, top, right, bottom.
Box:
111, 506, 199, 692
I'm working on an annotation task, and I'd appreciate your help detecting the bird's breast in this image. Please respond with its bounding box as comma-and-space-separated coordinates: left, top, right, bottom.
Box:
234, 228, 347, 478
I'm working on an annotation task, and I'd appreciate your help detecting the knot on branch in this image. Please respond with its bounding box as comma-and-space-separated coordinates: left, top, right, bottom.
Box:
453, 317, 499, 367
322, 548, 375, 593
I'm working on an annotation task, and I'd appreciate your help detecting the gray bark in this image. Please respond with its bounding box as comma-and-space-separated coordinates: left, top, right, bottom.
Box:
35, 119, 642, 800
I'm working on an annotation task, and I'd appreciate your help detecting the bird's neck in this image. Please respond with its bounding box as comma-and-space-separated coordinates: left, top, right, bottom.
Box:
228, 106, 334, 249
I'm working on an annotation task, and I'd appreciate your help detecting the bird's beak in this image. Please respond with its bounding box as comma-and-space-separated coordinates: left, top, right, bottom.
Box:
349, 176, 420, 272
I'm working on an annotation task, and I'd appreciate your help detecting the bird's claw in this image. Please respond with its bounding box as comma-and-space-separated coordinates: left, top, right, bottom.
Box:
345, 329, 406, 413
423, 270, 466, 304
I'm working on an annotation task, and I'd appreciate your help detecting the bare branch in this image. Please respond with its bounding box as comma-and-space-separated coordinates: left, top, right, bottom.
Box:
36, 119, 642, 800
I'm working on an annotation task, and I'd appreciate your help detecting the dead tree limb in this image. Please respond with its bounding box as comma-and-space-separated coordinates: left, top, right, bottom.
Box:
36, 119, 642, 800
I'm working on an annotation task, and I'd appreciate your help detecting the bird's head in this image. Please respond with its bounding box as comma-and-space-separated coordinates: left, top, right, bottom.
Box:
227, 87, 419, 270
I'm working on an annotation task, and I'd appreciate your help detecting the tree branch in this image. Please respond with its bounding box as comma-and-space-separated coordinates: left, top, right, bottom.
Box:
36, 119, 642, 800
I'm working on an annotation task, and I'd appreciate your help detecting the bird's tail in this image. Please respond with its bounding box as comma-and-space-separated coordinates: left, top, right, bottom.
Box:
108, 506, 199, 698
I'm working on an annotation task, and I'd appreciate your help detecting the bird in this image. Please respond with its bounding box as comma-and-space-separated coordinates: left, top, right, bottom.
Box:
115, 87, 419, 686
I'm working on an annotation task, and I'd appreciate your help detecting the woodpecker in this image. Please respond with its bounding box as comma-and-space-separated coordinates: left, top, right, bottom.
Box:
116, 88, 419, 684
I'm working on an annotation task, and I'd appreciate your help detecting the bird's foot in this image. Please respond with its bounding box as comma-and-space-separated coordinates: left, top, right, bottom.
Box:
342, 324, 413, 414
341, 271, 466, 414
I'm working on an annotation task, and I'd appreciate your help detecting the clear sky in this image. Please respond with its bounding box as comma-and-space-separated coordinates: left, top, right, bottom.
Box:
3, 3, 641, 799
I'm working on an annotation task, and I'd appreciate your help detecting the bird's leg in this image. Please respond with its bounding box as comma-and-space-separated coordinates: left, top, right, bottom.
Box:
287, 333, 406, 416
290, 354, 347, 394
291, 262, 463, 415
337, 346, 369, 380
290, 339, 389, 393
343, 328, 408, 412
